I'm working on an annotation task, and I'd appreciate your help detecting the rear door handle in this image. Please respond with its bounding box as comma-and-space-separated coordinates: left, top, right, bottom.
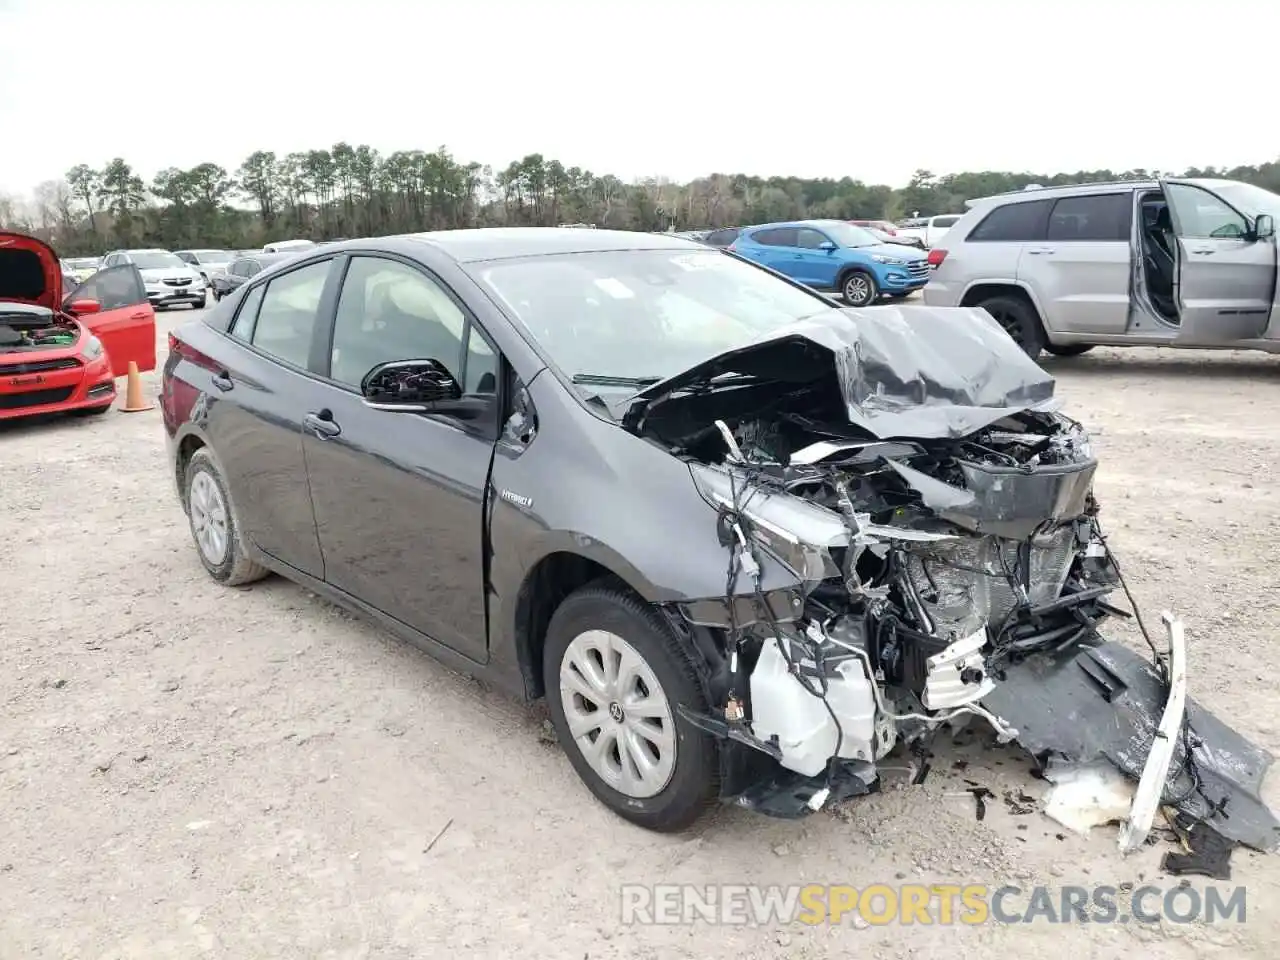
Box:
1190, 248, 1216, 256
211, 371, 234, 392
304, 410, 341, 439
129, 310, 150, 319
1026, 247, 1056, 255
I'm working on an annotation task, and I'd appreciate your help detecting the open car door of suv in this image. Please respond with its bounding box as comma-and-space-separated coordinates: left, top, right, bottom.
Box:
1162, 179, 1276, 343
64, 265, 156, 377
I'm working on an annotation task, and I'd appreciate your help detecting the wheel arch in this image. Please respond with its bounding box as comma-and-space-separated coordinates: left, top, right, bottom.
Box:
836, 261, 877, 291
173, 425, 211, 512
513, 548, 653, 701
959, 280, 1047, 322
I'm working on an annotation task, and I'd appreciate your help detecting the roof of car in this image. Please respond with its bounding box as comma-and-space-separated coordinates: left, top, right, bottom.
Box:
742, 219, 849, 232
399, 227, 702, 263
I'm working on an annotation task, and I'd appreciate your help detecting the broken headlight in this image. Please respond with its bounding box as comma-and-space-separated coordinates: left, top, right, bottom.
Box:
688, 463, 847, 584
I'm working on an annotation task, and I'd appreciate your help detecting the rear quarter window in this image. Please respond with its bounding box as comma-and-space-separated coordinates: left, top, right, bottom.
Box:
966, 199, 1053, 242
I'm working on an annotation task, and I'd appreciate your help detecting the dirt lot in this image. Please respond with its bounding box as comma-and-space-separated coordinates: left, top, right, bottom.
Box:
3, 306, 1279, 959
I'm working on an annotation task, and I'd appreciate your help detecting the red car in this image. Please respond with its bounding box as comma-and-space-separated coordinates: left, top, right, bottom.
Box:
1, 232, 156, 420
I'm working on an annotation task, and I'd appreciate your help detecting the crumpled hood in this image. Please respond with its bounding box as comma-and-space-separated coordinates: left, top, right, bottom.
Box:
0, 231, 62, 310
626, 305, 1058, 440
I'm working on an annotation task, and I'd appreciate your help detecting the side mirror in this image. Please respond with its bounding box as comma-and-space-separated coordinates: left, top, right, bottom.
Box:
819, 240, 837, 251
1256, 214, 1275, 240
65, 298, 101, 315
360, 358, 491, 419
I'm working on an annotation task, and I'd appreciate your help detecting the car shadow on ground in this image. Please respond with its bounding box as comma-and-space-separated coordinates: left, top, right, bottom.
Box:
0, 411, 112, 438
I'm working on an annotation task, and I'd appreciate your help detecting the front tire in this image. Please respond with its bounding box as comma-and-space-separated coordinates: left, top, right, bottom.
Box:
184, 448, 270, 586
976, 294, 1047, 359
841, 270, 878, 307
196, 293, 208, 309
544, 582, 719, 832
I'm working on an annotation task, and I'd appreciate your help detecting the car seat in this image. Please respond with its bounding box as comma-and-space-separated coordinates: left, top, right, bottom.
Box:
1144, 205, 1178, 319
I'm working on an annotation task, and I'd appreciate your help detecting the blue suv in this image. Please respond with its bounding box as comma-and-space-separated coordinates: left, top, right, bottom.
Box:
729, 219, 931, 306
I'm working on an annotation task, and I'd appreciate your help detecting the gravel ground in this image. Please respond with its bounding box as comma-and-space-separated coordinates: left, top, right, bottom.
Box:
3, 306, 1280, 959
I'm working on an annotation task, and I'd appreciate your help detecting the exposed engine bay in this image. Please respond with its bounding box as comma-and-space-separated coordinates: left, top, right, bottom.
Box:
622, 306, 1280, 853
0, 304, 78, 354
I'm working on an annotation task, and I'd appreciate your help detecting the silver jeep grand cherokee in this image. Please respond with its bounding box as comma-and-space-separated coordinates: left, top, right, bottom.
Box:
922, 178, 1280, 358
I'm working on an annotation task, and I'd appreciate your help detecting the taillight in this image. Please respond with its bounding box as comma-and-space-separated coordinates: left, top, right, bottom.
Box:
169, 331, 219, 370
927, 248, 948, 268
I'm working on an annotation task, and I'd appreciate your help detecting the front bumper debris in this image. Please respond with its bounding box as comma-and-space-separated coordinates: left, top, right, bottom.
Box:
982, 618, 1280, 853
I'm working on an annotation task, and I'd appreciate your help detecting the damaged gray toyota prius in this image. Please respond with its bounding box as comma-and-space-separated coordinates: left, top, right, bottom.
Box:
163, 228, 1279, 849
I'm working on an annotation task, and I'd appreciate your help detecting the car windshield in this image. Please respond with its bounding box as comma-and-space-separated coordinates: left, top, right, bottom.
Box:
815, 221, 880, 248
1209, 182, 1280, 220
472, 249, 831, 388
130, 252, 187, 269
195, 249, 233, 263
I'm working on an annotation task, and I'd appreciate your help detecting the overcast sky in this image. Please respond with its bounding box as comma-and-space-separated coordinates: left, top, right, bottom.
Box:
2, 0, 1276, 196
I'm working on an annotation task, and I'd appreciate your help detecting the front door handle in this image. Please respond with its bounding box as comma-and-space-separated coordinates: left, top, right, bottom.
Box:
129, 310, 150, 319
1026, 247, 1056, 255
211, 371, 234, 392
304, 410, 341, 439
1190, 248, 1216, 256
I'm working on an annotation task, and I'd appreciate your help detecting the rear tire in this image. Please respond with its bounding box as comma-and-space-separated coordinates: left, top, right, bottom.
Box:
543, 582, 719, 832
841, 270, 878, 307
1044, 343, 1095, 357
184, 448, 271, 586
976, 294, 1047, 359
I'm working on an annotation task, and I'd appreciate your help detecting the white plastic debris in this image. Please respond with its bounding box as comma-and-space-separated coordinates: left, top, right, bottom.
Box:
1042, 761, 1135, 835
1118, 611, 1188, 854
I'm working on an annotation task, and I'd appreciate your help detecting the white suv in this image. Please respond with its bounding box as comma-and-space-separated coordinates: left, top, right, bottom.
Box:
922, 179, 1280, 358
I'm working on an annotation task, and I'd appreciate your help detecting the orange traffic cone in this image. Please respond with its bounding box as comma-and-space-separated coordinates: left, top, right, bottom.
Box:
119, 361, 155, 413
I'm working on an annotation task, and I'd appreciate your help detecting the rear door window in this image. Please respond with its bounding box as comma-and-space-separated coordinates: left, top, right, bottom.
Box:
751, 227, 799, 247
248, 260, 333, 369
967, 199, 1053, 242
931, 215, 961, 229
1047, 193, 1132, 242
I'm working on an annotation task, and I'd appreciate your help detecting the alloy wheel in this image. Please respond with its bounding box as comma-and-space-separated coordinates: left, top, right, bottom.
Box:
986, 305, 1022, 343
844, 274, 873, 306
558, 629, 677, 798
189, 471, 229, 565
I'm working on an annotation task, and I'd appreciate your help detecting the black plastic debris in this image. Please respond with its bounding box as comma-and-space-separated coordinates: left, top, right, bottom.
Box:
968, 786, 996, 821
1003, 789, 1038, 815
1163, 820, 1237, 881
983, 639, 1280, 852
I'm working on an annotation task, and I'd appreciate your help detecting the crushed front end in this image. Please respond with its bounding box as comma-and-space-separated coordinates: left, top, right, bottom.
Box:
626, 307, 1280, 851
